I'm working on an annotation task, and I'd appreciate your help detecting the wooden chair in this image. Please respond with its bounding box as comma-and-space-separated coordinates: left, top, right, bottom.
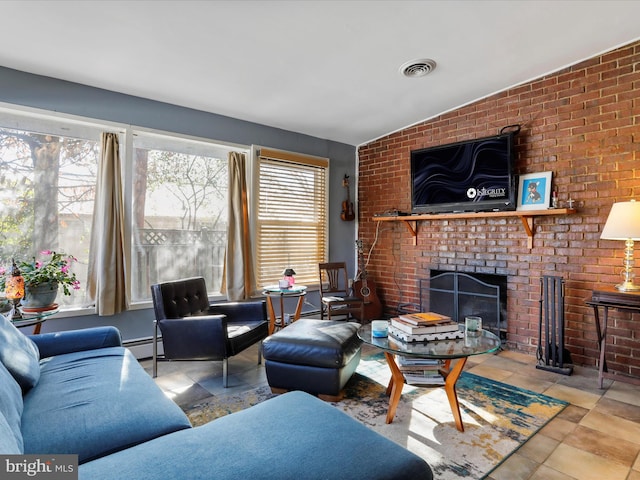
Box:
318, 262, 365, 321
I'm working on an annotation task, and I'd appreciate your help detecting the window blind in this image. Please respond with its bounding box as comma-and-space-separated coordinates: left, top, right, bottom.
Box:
255, 148, 328, 289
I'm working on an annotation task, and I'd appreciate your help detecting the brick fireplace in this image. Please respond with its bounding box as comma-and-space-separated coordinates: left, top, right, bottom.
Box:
356, 40, 640, 376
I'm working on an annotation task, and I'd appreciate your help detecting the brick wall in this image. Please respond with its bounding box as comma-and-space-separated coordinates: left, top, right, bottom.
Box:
357, 41, 640, 374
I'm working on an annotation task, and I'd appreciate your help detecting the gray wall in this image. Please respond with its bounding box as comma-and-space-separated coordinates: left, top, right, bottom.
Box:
0, 66, 358, 340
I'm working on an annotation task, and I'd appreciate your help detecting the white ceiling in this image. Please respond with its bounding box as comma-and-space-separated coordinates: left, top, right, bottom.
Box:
1, 1, 639, 146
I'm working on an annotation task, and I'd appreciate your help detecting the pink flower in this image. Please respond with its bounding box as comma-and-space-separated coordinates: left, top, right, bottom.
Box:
35, 261, 42, 269
40, 250, 52, 255
0, 267, 5, 276
61, 265, 69, 274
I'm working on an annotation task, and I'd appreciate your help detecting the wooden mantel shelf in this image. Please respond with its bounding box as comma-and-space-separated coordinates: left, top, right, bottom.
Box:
373, 208, 576, 248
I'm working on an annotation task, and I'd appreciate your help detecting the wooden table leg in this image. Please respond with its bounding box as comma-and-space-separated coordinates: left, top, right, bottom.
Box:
383, 352, 405, 424
383, 354, 468, 431
266, 297, 277, 335
440, 357, 468, 432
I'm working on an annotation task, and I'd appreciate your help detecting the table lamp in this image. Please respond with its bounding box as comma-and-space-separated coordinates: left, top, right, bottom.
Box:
282, 268, 296, 288
4, 259, 25, 319
601, 199, 640, 291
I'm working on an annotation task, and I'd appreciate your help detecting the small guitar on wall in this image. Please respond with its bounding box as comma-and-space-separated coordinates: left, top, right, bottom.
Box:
341, 174, 355, 222
353, 240, 382, 321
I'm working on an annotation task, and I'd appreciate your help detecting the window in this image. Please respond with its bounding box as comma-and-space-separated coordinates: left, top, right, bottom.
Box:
0, 105, 328, 312
0, 106, 243, 310
0, 108, 103, 308
254, 147, 328, 289
131, 131, 242, 301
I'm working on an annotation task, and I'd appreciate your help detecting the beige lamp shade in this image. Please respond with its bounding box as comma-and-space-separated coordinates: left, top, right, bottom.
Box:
601, 200, 640, 240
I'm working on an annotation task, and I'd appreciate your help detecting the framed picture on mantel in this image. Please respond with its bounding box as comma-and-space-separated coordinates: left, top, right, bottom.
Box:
517, 171, 552, 211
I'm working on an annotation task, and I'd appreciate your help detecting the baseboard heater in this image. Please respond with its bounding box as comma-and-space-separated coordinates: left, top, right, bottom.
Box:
124, 337, 159, 360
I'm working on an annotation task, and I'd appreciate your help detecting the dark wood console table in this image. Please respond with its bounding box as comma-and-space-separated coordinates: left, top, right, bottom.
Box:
586, 286, 640, 388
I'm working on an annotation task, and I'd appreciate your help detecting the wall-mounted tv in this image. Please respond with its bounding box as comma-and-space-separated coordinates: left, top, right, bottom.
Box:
411, 133, 517, 214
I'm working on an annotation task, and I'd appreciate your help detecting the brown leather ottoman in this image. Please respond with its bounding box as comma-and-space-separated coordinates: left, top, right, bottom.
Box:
262, 319, 362, 401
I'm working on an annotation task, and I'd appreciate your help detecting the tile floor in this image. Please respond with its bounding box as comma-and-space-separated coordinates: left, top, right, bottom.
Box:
141, 341, 640, 480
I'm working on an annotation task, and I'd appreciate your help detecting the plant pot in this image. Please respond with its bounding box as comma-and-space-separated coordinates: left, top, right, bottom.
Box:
23, 282, 59, 308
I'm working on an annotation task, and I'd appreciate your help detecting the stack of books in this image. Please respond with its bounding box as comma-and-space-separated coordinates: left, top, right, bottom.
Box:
388, 312, 464, 343
396, 355, 445, 386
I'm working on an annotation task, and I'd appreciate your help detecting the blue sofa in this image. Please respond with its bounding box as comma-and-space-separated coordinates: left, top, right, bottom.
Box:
0, 314, 433, 479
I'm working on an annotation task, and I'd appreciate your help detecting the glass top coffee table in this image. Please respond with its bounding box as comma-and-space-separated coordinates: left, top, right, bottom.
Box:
358, 323, 501, 432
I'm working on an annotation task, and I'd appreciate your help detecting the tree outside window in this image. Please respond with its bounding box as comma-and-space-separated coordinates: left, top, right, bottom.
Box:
131, 132, 234, 301
0, 112, 237, 310
0, 125, 99, 308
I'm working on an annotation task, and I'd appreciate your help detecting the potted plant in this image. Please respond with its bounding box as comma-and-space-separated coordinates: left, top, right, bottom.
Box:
0, 250, 80, 309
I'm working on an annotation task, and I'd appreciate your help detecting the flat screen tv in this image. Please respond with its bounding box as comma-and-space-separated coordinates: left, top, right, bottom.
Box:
411, 133, 517, 214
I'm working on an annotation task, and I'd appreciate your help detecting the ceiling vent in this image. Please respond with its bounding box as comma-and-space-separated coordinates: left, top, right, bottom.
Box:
399, 58, 436, 78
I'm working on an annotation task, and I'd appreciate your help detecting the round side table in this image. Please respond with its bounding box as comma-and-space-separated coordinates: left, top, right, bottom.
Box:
262, 286, 307, 334
11, 307, 60, 334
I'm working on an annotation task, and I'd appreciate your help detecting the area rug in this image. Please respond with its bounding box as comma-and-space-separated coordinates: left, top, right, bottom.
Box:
183, 353, 567, 480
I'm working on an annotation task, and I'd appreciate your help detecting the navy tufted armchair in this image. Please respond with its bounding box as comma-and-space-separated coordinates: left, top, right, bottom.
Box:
151, 277, 269, 387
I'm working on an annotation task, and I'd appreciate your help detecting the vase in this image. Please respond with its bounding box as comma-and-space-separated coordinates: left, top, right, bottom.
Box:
22, 282, 59, 309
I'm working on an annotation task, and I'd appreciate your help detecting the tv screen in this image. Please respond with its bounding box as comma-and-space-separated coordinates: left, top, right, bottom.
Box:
411, 133, 517, 214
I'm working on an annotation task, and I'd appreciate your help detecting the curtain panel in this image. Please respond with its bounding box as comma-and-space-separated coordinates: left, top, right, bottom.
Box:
223, 151, 254, 300
87, 132, 128, 315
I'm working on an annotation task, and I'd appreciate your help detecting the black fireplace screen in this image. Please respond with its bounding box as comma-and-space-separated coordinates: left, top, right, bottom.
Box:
426, 271, 507, 340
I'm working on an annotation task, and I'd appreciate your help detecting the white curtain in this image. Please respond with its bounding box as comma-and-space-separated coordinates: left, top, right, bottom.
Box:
87, 132, 128, 315
223, 151, 254, 300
